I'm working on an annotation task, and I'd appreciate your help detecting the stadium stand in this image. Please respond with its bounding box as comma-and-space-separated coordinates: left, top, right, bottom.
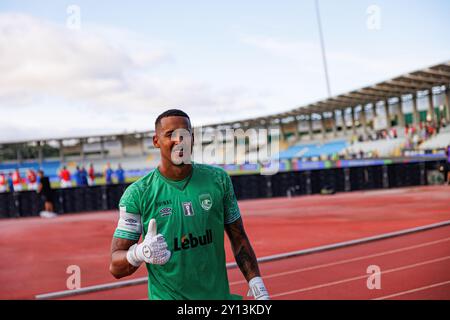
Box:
1, 53, 449, 222
0, 62, 449, 188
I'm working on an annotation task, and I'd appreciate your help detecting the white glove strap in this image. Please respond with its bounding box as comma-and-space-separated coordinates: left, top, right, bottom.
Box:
126, 243, 143, 267
248, 276, 270, 300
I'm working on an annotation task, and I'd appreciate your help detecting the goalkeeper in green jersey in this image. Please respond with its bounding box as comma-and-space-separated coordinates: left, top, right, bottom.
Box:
109, 109, 269, 300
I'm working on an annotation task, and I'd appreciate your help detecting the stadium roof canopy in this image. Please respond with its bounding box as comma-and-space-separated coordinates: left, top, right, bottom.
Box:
215, 61, 450, 127
1, 61, 450, 145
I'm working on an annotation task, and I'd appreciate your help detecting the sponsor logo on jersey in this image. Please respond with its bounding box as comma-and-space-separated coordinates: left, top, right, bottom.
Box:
156, 199, 172, 207
199, 193, 212, 211
124, 218, 138, 226
182, 202, 195, 216
174, 229, 213, 251
159, 207, 172, 217
119, 207, 141, 230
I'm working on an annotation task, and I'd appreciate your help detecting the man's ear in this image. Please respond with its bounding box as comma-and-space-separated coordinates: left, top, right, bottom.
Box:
153, 134, 160, 149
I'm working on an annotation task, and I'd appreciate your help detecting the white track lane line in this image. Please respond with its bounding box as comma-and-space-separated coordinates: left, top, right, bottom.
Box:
270, 256, 450, 298
36, 221, 450, 299
137, 279, 450, 301
373, 280, 450, 300
136, 238, 450, 300
228, 237, 450, 286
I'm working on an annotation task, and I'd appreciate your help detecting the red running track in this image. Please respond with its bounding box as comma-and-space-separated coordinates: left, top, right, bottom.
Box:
0, 185, 449, 299
60, 224, 450, 300
238, 224, 450, 300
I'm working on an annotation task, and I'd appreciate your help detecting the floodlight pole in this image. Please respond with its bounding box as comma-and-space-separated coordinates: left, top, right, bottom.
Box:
315, 0, 332, 98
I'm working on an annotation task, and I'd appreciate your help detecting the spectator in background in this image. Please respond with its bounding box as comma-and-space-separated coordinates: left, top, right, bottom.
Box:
37, 170, 57, 218
420, 125, 427, 141
88, 163, 95, 186
12, 169, 22, 191
27, 169, 38, 191
428, 123, 436, 137
391, 127, 398, 139
59, 166, 72, 188
0, 172, 7, 193
74, 166, 82, 186
80, 166, 89, 186
105, 162, 113, 185
116, 163, 125, 184
7, 172, 14, 192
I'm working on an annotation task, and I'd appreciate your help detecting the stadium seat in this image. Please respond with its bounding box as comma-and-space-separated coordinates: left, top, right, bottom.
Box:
278, 140, 348, 160
419, 131, 450, 150
344, 138, 406, 158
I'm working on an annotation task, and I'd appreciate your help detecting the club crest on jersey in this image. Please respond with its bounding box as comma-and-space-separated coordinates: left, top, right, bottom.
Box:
159, 207, 172, 217
199, 194, 212, 211
182, 202, 195, 216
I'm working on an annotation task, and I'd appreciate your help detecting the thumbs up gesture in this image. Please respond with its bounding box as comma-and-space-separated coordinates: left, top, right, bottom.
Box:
127, 219, 171, 267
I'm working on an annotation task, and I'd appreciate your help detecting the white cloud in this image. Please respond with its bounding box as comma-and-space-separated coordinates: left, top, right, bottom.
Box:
239, 34, 323, 75
0, 13, 171, 108
2, 13, 445, 143
240, 34, 318, 61
0, 13, 277, 142
239, 33, 449, 97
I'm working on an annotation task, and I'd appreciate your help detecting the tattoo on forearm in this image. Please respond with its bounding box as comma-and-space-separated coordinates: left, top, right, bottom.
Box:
110, 237, 139, 277
235, 245, 259, 280
226, 218, 261, 280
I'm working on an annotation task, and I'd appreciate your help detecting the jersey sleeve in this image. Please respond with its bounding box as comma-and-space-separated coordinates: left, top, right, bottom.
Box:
113, 183, 142, 241
222, 171, 241, 225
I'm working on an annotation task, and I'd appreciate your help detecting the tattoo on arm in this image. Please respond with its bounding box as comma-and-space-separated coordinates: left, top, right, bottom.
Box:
225, 218, 260, 281
109, 237, 139, 279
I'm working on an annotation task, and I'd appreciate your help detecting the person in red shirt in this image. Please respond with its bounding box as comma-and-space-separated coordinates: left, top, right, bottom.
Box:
404, 124, 409, 137
88, 163, 95, 186
12, 169, 23, 191
59, 166, 72, 188
0, 173, 7, 193
391, 127, 397, 139
27, 169, 38, 190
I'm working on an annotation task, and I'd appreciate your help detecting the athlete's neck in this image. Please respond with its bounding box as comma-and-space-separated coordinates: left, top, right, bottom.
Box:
158, 162, 193, 181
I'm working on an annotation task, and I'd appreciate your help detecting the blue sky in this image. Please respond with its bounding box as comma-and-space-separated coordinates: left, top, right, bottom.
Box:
0, 0, 449, 142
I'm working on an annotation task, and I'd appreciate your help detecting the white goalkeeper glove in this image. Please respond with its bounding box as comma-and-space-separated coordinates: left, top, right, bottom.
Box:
247, 276, 270, 300
126, 219, 171, 267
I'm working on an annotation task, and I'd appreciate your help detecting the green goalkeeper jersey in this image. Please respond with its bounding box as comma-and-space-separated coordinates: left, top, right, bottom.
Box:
113, 162, 241, 300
